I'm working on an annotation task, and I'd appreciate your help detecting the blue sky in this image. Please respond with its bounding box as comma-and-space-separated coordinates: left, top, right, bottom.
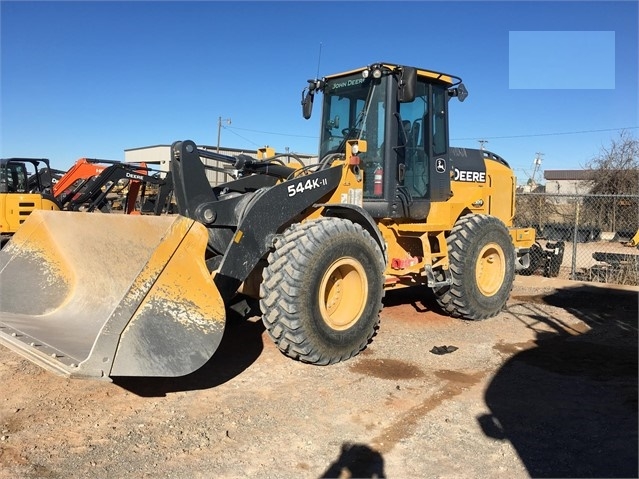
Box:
1, 1, 637, 184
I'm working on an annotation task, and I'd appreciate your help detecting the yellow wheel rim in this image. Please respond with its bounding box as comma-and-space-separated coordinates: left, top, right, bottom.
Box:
318, 257, 368, 330
475, 243, 505, 297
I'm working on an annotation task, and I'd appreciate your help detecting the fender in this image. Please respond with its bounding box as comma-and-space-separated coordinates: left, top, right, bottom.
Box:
320, 203, 387, 262
214, 166, 343, 296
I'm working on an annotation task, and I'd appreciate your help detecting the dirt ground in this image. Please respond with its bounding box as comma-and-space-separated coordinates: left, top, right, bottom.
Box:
1, 275, 637, 479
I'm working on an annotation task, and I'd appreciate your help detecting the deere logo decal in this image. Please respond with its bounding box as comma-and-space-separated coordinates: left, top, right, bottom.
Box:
125, 172, 145, 181
453, 168, 486, 183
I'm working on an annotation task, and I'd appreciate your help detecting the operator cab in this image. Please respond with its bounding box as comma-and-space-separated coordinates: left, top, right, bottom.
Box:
302, 63, 468, 220
0, 158, 53, 194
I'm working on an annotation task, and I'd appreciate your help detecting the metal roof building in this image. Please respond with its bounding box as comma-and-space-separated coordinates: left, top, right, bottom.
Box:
543, 170, 597, 181
543, 169, 597, 195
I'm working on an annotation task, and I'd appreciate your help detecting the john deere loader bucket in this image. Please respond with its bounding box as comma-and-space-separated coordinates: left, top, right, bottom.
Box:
0, 210, 225, 379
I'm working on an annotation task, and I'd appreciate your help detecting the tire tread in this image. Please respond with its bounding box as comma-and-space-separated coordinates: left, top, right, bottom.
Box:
434, 214, 515, 320
260, 218, 385, 364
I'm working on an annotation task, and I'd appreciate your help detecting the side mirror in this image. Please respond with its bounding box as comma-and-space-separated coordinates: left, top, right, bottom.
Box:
456, 83, 468, 102
302, 88, 314, 119
398, 67, 417, 103
449, 83, 469, 102
302, 79, 324, 119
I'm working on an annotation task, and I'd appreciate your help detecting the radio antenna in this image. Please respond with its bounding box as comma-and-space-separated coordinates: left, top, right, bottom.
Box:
315, 42, 323, 79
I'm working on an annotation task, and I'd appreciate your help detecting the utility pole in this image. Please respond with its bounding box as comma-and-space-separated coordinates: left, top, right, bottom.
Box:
217, 117, 232, 153
532, 152, 544, 185
478, 139, 488, 151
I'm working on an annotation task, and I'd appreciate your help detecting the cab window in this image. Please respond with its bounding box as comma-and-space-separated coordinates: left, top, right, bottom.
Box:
399, 81, 429, 199
432, 85, 448, 156
3, 163, 30, 193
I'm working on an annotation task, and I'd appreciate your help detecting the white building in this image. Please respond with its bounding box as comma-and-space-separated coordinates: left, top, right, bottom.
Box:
543, 170, 596, 195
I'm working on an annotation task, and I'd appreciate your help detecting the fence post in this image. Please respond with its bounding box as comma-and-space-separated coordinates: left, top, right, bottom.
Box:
571, 201, 580, 279
538, 195, 543, 234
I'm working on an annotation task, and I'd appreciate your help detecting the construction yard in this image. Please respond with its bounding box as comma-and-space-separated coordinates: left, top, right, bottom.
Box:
0, 275, 637, 479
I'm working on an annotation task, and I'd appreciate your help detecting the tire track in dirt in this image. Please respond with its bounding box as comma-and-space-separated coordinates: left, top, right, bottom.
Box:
368, 369, 486, 454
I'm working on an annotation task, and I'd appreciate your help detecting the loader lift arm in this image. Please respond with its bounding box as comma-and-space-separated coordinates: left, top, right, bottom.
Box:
170, 143, 300, 219
59, 162, 173, 215
170, 140, 343, 297
52, 158, 112, 198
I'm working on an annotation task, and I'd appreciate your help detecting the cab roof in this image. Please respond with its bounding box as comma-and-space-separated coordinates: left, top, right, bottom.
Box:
323, 62, 461, 87
0, 158, 50, 168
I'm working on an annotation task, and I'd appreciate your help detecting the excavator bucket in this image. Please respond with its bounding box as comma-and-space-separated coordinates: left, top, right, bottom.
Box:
0, 210, 225, 379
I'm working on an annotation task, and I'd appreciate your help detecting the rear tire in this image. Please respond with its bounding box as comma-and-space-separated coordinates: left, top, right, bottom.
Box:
519, 242, 544, 276
260, 217, 385, 365
434, 214, 515, 320
544, 241, 564, 278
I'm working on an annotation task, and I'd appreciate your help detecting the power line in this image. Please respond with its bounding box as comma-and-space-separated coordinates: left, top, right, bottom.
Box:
223, 126, 262, 148
222, 124, 638, 147
229, 125, 637, 142
452, 126, 638, 141
226, 125, 318, 139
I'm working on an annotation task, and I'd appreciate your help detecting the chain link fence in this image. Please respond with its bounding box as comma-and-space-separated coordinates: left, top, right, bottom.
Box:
514, 193, 639, 286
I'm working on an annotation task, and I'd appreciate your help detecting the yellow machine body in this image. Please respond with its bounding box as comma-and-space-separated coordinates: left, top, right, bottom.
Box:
0, 192, 59, 235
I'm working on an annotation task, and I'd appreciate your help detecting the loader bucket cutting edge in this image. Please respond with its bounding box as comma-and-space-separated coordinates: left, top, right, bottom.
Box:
0, 210, 226, 379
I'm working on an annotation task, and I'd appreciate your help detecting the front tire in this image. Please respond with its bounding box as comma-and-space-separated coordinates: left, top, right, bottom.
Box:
260, 217, 385, 365
434, 214, 515, 320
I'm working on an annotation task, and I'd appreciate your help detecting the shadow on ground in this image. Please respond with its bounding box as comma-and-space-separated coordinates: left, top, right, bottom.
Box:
381, 285, 440, 312
320, 442, 386, 479
114, 296, 265, 396
481, 284, 638, 478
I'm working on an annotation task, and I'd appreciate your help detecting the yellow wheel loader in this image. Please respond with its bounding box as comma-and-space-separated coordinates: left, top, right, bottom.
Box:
0, 63, 534, 379
0, 158, 62, 248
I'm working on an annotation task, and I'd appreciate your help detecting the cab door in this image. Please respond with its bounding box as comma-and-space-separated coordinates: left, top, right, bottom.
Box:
397, 81, 452, 219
